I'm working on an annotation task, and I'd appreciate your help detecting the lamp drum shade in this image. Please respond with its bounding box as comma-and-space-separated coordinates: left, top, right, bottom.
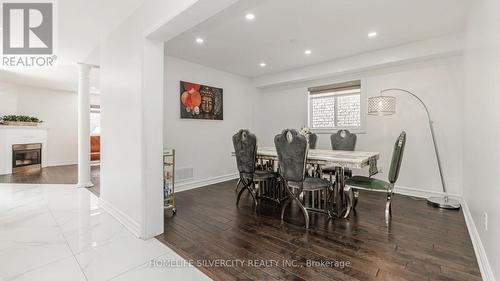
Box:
368, 96, 396, 115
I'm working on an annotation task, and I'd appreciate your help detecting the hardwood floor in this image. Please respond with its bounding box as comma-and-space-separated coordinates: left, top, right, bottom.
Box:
0, 164, 101, 196
157, 180, 481, 281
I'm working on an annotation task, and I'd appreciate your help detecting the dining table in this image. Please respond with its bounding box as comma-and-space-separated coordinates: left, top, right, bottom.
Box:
255, 147, 380, 218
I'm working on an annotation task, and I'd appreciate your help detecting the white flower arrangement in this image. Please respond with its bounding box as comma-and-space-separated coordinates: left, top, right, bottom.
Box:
299, 127, 311, 136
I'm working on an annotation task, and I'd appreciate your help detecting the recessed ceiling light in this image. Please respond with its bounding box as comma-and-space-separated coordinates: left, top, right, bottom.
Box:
245, 13, 255, 20
304, 49, 312, 55
368, 32, 377, 38
195, 37, 204, 44
259, 62, 266, 67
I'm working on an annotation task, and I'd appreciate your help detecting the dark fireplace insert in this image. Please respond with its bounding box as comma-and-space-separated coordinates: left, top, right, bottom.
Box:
12, 143, 42, 173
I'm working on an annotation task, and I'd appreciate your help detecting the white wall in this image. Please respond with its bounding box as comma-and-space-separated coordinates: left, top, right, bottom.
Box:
463, 0, 500, 279
99, 0, 243, 240
99, 0, 200, 239
100, 7, 144, 236
0, 81, 78, 167
255, 56, 464, 196
164, 56, 257, 188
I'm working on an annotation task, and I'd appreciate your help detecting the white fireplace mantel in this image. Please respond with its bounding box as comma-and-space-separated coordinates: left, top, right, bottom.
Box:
0, 126, 48, 175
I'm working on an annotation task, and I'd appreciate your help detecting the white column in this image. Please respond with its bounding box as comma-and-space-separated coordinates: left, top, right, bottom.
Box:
77, 63, 93, 188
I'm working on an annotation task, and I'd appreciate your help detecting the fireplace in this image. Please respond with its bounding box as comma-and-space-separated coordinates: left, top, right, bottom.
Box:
12, 143, 42, 173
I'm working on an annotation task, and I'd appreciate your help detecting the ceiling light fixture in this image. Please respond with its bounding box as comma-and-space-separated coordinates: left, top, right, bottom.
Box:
245, 13, 255, 20
259, 62, 266, 67
195, 37, 204, 44
368, 31, 377, 38
304, 49, 312, 55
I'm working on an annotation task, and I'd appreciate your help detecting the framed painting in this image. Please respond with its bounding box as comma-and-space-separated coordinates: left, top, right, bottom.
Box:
180, 81, 223, 120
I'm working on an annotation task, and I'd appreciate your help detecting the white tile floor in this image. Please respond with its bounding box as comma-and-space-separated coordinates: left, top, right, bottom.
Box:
0, 184, 211, 281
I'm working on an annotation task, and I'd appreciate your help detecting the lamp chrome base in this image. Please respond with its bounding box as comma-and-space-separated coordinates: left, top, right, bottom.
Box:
427, 196, 461, 210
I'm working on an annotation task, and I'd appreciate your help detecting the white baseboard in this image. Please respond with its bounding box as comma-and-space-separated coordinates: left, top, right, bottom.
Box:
46, 160, 77, 167
98, 197, 142, 238
176, 173, 238, 193
393, 185, 461, 199
461, 199, 496, 281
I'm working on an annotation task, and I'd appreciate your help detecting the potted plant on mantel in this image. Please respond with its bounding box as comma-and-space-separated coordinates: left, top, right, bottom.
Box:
0, 115, 43, 126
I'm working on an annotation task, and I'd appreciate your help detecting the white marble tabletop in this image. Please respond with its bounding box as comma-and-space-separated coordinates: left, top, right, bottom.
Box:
257, 147, 380, 169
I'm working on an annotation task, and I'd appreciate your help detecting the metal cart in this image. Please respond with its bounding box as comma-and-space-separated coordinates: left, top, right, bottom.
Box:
163, 149, 176, 215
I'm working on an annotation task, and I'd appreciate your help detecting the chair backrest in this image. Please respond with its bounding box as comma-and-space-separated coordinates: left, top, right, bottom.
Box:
307, 133, 317, 149
274, 129, 308, 182
232, 129, 257, 174
388, 131, 407, 184
331, 130, 357, 151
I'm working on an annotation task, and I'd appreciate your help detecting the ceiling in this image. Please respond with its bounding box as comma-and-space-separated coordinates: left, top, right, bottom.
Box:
0, 0, 144, 92
164, 0, 471, 78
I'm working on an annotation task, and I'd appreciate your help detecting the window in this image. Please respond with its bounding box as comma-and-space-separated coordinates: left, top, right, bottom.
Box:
308, 80, 365, 132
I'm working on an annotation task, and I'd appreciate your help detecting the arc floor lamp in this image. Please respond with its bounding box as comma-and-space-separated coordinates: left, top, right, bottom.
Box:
368, 88, 460, 210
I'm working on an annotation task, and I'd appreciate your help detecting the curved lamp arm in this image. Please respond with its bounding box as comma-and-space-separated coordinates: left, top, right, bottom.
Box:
380, 88, 432, 123
380, 88, 450, 198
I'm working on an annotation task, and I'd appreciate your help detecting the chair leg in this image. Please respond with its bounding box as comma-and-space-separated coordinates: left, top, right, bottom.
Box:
281, 182, 310, 229
353, 190, 359, 210
234, 178, 242, 193
280, 196, 293, 220
251, 182, 258, 210
296, 192, 310, 229
343, 187, 353, 219
385, 191, 393, 219
236, 179, 258, 208
236, 181, 248, 207
327, 186, 335, 218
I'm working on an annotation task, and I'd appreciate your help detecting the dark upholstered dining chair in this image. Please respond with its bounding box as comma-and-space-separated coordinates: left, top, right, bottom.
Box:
275, 129, 332, 229
344, 131, 406, 220
233, 130, 278, 209
307, 133, 317, 149
331, 130, 357, 150
322, 130, 357, 179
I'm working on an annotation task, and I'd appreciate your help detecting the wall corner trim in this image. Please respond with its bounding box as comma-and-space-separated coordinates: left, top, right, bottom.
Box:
461, 198, 496, 281
98, 197, 143, 239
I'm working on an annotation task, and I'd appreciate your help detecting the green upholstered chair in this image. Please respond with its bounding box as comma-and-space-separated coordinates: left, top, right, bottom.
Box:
344, 131, 406, 220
